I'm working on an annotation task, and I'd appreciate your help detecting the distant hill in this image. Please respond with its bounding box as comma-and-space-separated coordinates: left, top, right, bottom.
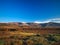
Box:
40, 22, 60, 28
0, 22, 60, 28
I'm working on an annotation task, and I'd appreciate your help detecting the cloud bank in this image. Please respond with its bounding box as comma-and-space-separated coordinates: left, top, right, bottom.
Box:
34, 18, 60, 23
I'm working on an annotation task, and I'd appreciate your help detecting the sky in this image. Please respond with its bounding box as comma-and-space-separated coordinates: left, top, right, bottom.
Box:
0, 0, 60, 23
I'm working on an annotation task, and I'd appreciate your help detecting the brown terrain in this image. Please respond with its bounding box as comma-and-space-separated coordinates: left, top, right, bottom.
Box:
0, 22, 60, 45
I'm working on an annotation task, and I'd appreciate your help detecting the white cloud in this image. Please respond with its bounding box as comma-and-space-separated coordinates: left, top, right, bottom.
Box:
22, 22, 26, 23
34, 20, 50, 23
52, 18, 60, 20
34, 18, 60, 23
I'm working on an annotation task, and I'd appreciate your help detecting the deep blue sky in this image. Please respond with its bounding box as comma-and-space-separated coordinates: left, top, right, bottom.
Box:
0, 0, 60, 22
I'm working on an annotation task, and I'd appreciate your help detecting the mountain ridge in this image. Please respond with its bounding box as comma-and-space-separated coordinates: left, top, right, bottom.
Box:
0, 22, 60, 28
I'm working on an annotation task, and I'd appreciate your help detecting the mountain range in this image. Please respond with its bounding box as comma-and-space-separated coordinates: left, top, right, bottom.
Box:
0, 22, 60, 28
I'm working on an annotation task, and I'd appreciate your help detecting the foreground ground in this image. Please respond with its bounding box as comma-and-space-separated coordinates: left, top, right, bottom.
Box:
0, 32, 60, 45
